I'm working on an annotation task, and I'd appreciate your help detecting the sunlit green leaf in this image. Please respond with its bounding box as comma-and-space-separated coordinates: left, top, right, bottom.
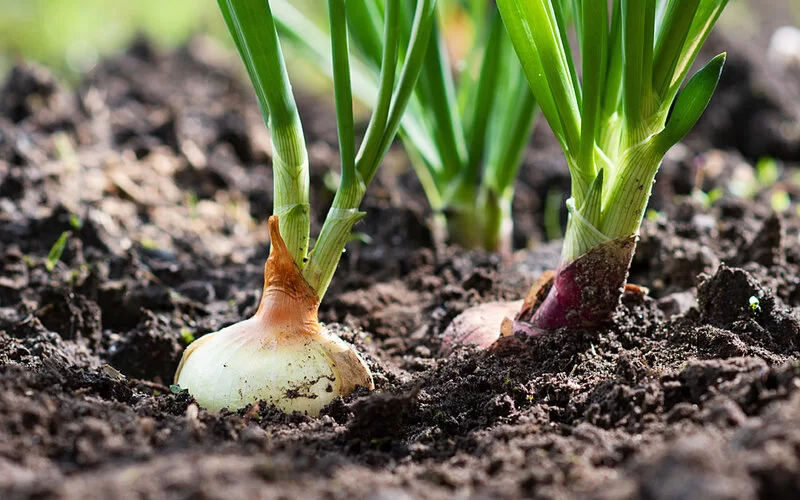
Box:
659, 53, 726, 149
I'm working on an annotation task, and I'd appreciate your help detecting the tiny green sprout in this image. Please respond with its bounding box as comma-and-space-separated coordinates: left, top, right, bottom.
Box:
23, 255, 35, 269
645, 209, 661, 222
180, 328, 196, 345
748, 295, 761, 313
707, 188, 724, 204
185, 191, 199, 218
69, 214, 83, 230
68, 269, 81, 285
691, 187, 722, 209
756, 157, 780, 186
46, 231, 70, 272
169, 384, 186, 394
140, 238, 159, 250
770, 190, 791, 213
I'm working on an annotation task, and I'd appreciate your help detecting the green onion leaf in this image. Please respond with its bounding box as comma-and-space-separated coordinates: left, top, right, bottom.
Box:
658, 52, 726, 149
328, 0, 357, 184
218, 0, 310, 266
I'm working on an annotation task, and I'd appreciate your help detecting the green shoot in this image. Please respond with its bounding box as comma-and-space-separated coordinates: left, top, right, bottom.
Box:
180, 328, 196, 345
771, 190, 790, 213
217, 0, 435, 298
756, 157, 779, 186
272, 0, 539, 253
69, 214, 83, 230
218, 0, 310, 266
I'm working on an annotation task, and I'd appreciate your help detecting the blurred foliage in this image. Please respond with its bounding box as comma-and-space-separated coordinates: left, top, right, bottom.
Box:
718, 0, 799, 40
0, 0, 795, 82
0, 0, 225, 77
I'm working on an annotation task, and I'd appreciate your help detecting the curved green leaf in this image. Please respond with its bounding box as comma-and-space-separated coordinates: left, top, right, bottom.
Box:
658, 52, 725, 149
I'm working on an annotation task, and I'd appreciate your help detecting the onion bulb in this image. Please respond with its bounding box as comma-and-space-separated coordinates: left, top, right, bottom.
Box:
174, 216, 374, 415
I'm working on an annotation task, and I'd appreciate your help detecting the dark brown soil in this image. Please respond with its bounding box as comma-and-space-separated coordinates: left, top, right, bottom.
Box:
2, 28, 800, 499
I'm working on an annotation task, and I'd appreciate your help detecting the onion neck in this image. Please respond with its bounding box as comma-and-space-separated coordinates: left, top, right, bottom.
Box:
514, 234, 637, 333
255, 216, 321, 334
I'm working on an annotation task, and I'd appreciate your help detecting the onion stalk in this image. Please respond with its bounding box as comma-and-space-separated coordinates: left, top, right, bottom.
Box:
271, 0, 539, 253
175, 0, 436, 414
497, 0, 728, 332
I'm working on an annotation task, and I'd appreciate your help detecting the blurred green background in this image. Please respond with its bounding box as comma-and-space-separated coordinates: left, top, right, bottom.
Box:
0, 0, 226, 78
0, 0, 796, 80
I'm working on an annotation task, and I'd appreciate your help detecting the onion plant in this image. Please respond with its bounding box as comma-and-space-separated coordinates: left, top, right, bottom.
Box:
273, 0, 538, 252
175, 0, 435, 415
496, 0, 728, 332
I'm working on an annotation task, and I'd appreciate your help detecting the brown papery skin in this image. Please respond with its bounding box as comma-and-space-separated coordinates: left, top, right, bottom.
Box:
514, 235, 637, 335
256, 216, 321, 334
258, 216, 374, 394
174, 216, 321, 383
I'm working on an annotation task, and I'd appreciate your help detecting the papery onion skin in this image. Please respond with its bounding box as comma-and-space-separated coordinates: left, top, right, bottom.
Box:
174, 216, 374, 416
440, 300, 523, 354
175, 318, 371, 414
514, 236, 636, 334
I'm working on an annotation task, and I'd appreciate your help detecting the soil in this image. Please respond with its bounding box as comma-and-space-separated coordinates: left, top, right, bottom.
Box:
1, 26, 800, 499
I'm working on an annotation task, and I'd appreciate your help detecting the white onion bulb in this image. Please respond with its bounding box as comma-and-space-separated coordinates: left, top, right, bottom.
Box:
174, 217, 373, 416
